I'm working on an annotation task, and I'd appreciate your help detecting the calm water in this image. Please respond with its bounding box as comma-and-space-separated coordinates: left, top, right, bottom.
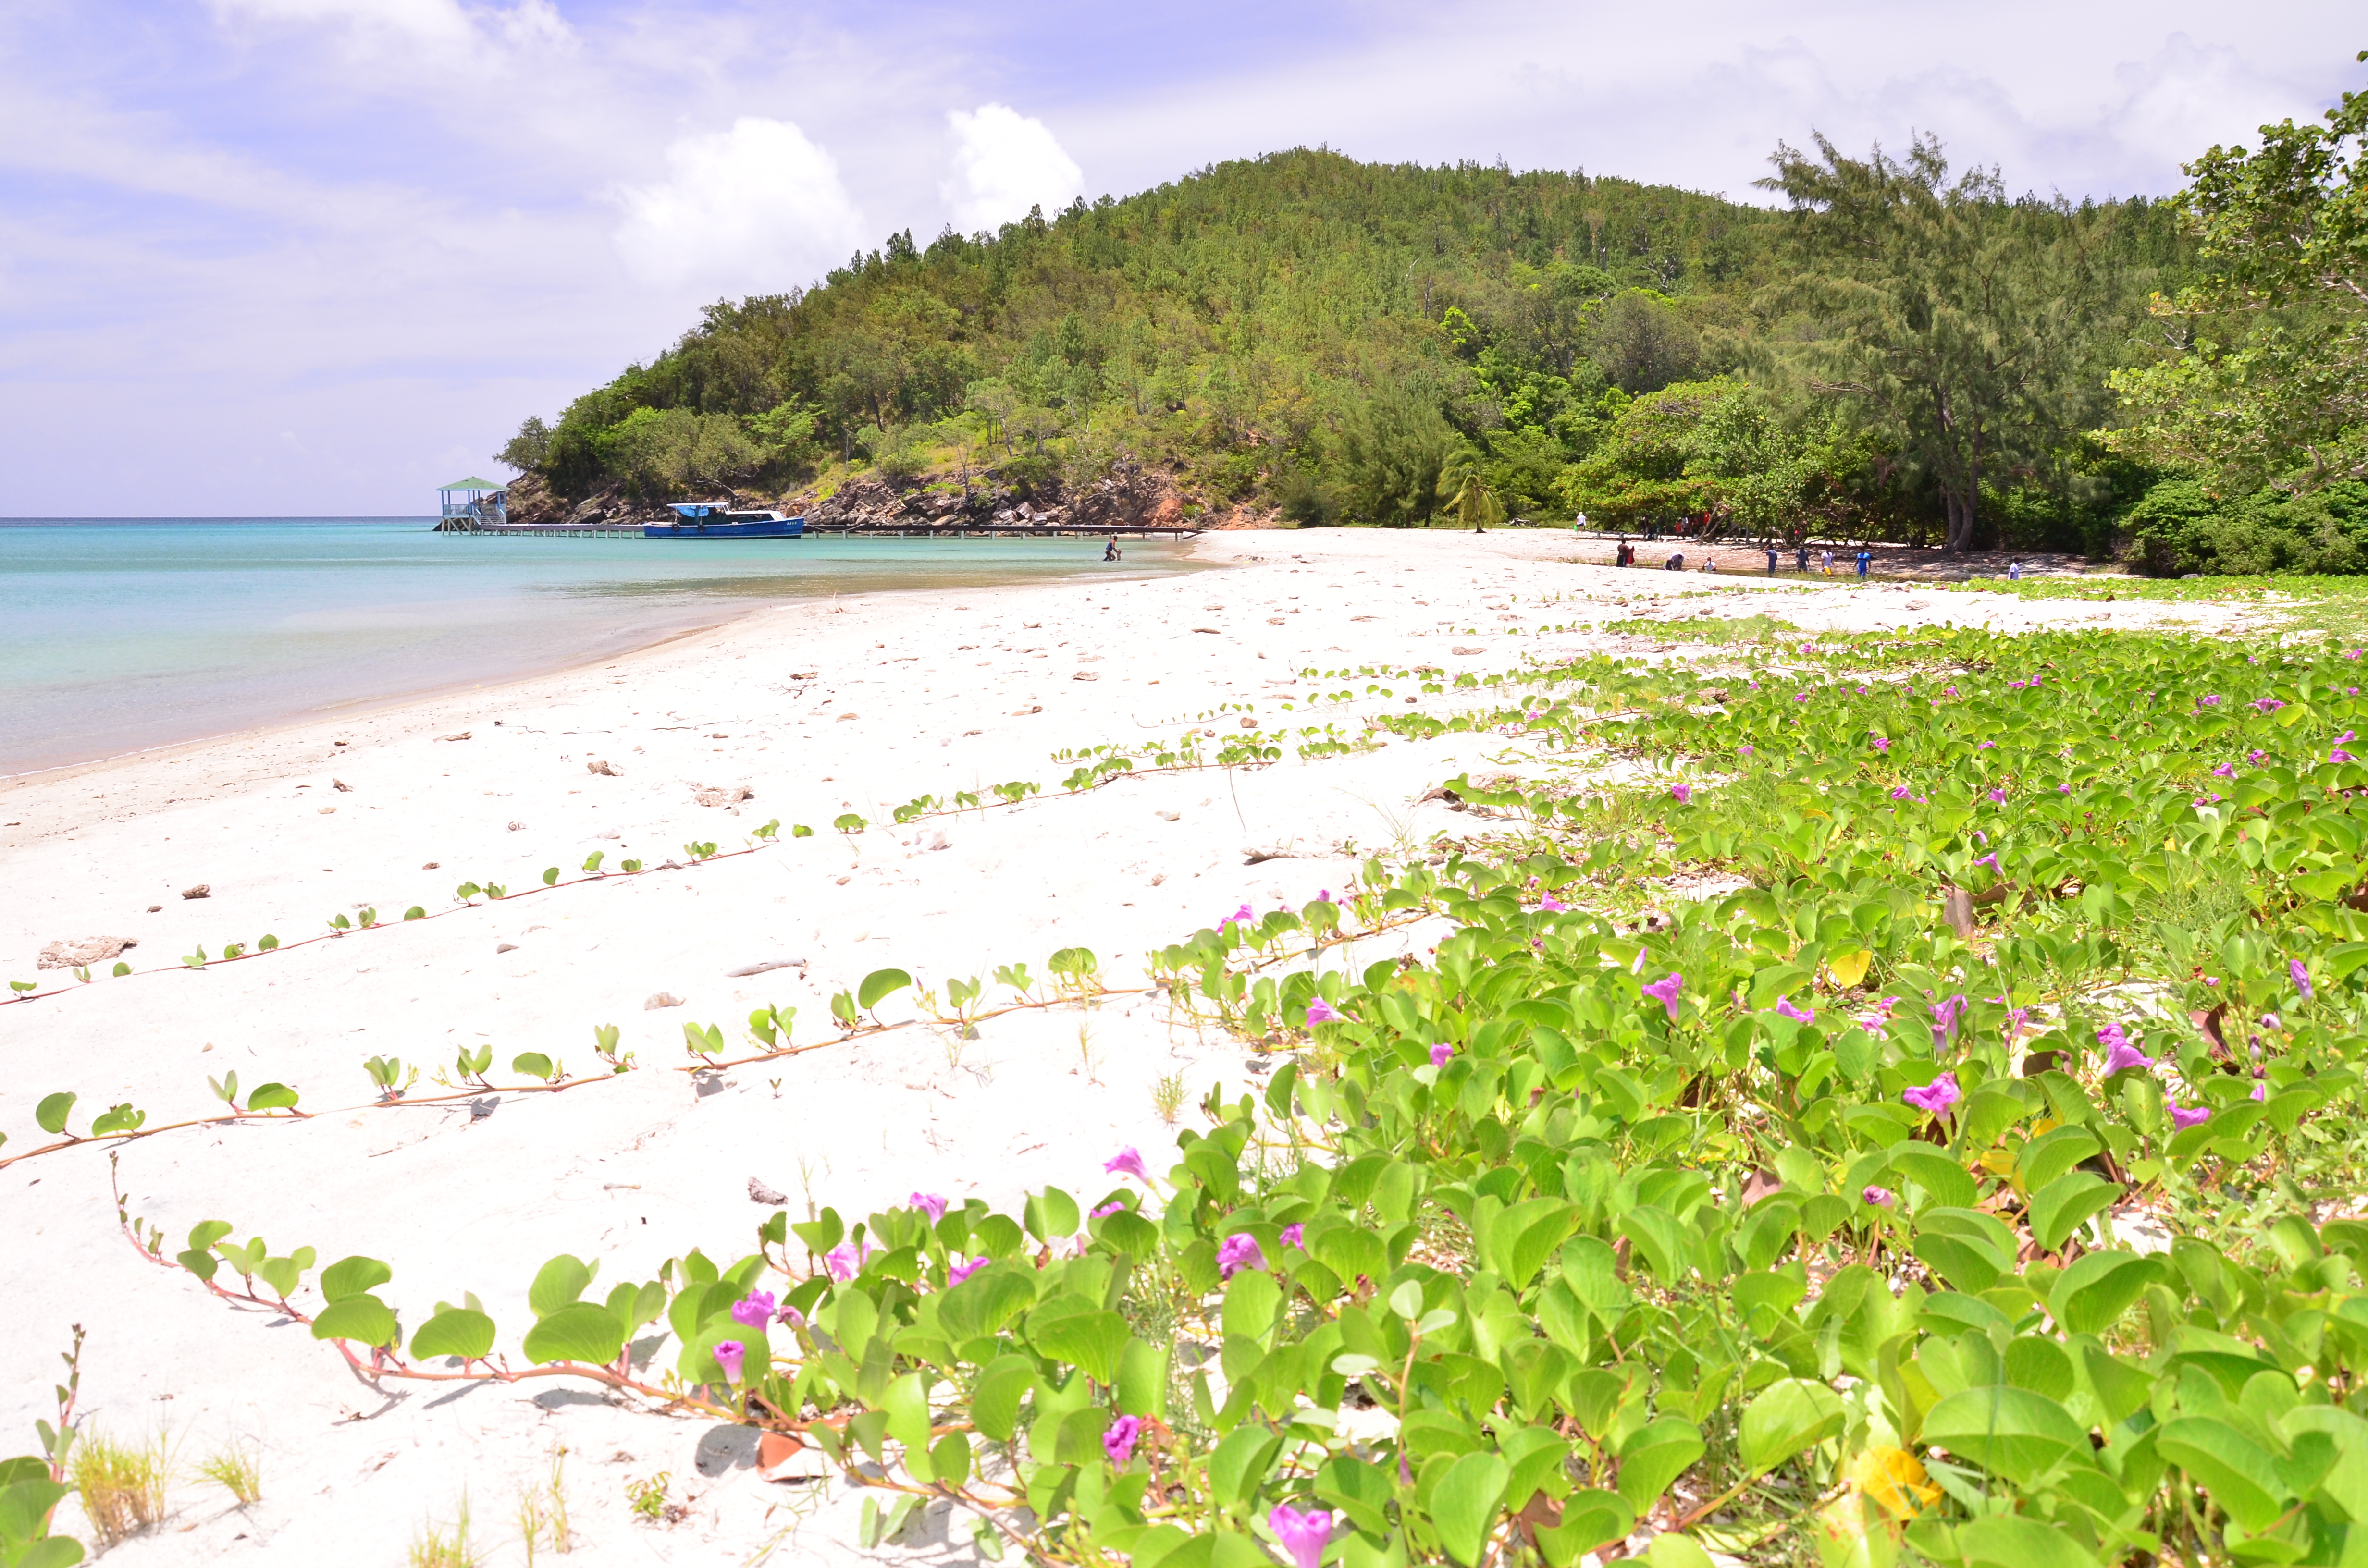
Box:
0, 519, 1188, 775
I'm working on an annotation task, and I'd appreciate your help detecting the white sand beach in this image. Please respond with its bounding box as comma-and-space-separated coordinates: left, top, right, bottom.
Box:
0, 531, 2253, 1563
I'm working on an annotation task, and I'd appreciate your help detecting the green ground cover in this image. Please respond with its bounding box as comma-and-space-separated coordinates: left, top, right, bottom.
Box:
20, 616, 2368, 1565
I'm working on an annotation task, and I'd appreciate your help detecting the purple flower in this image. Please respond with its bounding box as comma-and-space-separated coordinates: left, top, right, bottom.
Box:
1902, 1072, 1961, 1116
1218, 1233, 1267, 1280
2199, 694, 2223, 707
1105, 1147, 1149, 1182
2248, 749, 2268, 763
1795, 692, 1812, 702
2212, 762, 2234, 777
777, 1303, 806, 1329
824, 1237, 882, 1282
2293, 959, 2314, 1000
1223, 903, 1255, 928
2101, 1027, 2154, 1073
713, 1340, 745, 1384
1429, 1042, 1454, 1067
2171, 1104, 2210, 1131
1090, 1200, 1126, 1219
2253, 1081, 2269, 1102
2255, 698, 2286, 712
1739, 745, 1754, 756
1670, 783, 1693, 803
1270, 1504, 1335, 1568
1862, 1185, 1894, 1207
1304, 997, 1340, 1024
946, 1255, 989, 1287
1871, 736, 1891, 752
1103, 1415, 1141, 1465
1987, 787, 2006, 803
1642, 971, 1684, 1020
1931, 994, 1967, 1050
1774, 997, 1815, 1024
1859, 995, 1901, 1029
1889, 785, 1912, 800
1539, 894, 1568, 912
730, 1291, 777, 1328
1980, 740, 1998, 750
2333, 749, 2354, 763
2263, 1011, 2283, 1029
1313, 889, 1332, 903
1971, 854, 2000, 872
2342, 730, 2357, 744
910, 1192, 948, 1223
1280, 1223, 1304, 1249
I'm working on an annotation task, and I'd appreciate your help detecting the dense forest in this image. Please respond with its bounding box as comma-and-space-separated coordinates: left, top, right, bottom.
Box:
502, 55, 2368, 568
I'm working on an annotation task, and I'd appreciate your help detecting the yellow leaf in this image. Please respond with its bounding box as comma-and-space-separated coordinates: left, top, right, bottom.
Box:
1828, 949, 1874, 990
1843, 1446, 1937, 1521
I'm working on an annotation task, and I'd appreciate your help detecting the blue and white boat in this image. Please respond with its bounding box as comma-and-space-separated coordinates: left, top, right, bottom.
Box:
645, 503, 806, 539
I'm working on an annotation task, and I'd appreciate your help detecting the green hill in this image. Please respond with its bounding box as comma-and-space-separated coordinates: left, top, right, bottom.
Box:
499, 145, 2193, 550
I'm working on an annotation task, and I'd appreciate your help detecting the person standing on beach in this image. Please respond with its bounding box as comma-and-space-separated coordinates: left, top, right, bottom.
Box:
1765, 546, 1779, 576
1855, 549, 1872, 578
2009, 559, 2023, 580
1795, 544, 1810, 574
1103, 539, 1122, 561
1821, 549, 1834, 576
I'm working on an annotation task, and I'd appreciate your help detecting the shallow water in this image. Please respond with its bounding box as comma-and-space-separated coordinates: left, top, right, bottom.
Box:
0, 519, 1189, 774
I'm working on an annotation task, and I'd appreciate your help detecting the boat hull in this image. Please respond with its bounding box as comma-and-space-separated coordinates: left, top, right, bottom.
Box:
642, 518, 805, 539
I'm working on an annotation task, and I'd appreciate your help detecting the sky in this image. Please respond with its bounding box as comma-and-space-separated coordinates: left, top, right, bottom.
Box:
0, 0, 2357, 516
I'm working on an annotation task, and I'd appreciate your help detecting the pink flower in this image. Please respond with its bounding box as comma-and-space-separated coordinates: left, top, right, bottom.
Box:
1862, 1186, 1894, 1207
1104, 1147, 1149, 1181
1670, 783, 1693, 803
777, 1303, 805, 1329
2007, 1007, 2030, 1042
946, 1255, 990, 1287
1739, 745, 1754, 756
1104, 1415, 1141, 1465
2199, 694, 2222, 707
2293, 959, 2314, 1000
1280, 1223, 1304, 1249
1902, 1073, 1960, 1116
2247, 749, 2268, 763
730, 1291, 776, 1328
1539, 894, 1568, 912
2333, 749, 2354, 763
1987, 787, 2006, 803
1774, 997, 1815, 1024
825, 1237, 883, 1282
1090, 1200, 1126, 1219
1313, 889, 1332, 902
2100, 1025, 2154, 1074
1429, 1042, 1454, 1067
1641, 971, 1684, 1020
1931, 994, 1967, 1050
1871, 736, 1891, 752
1304, 997, 1340, 1024
910, 1192, 948, 1223
1218, 1233, 1267, 1280
1270, 1504, 1334, 1568
2171, 1104, 2210, 1131
713, 1340, 745, 1384
1890, 785, 1912, 800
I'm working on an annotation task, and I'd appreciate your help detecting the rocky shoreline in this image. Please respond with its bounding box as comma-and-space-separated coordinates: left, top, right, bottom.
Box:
503, 461, 1277, 532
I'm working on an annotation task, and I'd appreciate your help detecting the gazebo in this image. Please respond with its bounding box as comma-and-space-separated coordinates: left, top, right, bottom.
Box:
437, 477, 507, 529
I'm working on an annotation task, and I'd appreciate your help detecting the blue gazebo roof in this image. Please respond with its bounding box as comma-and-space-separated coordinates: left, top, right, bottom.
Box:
438, 476, 506, 493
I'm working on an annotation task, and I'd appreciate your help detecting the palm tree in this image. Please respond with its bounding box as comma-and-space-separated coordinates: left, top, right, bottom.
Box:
1438, 456, 1506, 533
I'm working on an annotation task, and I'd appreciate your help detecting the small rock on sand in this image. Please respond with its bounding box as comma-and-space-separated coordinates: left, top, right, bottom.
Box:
37, 936, 137, 970
726, 960, 806, 978
1452, 645, 1486, 655
644, 992, 685, 1010
586, 759, 622, 777
507, 821, 527, 831
693, 785, 755, 808
497, 943, 519, 954
835, 712, 859, 722
181, 884, 210, 900
437, 731, 472, 742
748, 1176, 788, 1205
1156, 810, 1180, 822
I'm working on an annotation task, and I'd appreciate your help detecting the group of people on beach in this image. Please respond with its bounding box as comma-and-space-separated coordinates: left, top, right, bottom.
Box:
1609, 538, 1874, 578
1605, 538, 2028, 584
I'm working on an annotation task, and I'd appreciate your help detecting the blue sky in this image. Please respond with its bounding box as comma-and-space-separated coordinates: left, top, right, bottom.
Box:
0, 0, 2356, 515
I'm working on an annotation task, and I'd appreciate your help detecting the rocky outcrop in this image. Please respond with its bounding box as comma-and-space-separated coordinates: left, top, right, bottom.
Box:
510, 458, 1231, 531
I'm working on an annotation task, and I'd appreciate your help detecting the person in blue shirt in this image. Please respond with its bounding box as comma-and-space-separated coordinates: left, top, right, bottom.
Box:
1855, 549, 1872, 578
1764, 546, 1779, 576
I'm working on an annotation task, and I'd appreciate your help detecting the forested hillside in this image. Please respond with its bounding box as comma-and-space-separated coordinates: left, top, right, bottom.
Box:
499, 68, 2368, 566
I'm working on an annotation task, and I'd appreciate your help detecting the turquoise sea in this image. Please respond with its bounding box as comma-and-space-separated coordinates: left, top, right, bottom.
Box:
0, 519, 1187, 776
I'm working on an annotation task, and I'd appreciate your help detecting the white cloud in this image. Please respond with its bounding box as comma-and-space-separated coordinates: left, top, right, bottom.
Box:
610, 117, 868, 296
943, 103, 1084, 232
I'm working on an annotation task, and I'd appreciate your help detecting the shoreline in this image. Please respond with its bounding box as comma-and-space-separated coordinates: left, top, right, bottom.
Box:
0, 535, 1200, 788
